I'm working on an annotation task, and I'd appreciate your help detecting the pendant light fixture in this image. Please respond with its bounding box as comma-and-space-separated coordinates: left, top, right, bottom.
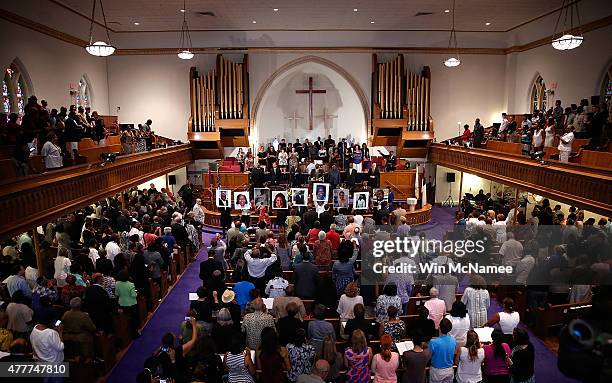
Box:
85, 0, 116, 57
178, 0, 194, 59
551, 0, 583, 51
444, 0, 461, 68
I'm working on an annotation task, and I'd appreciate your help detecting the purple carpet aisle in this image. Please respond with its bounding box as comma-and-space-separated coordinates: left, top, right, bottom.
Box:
107, 209, 575, 382
106, 231, 219, 383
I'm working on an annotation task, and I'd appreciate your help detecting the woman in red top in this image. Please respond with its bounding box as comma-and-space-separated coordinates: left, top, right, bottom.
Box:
307, 221, 322, 244
461, 124, 472, 145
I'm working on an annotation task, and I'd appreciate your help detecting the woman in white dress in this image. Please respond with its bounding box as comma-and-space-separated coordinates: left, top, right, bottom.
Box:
40, 133, 63, 170
278, 148, 288, 168
446, 301, 471, 347
544, 118, 555, 148
53, 247, 72, 287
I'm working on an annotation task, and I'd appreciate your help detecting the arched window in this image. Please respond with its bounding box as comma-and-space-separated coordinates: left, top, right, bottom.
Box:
2, 72, 11, 113
76, 76, 91, 109
2, 64, 29, 115
601, 65, 612, 105
530, 75, 548, 114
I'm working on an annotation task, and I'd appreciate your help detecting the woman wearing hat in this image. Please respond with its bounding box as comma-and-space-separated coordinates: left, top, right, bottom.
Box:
219, 289, 241, 326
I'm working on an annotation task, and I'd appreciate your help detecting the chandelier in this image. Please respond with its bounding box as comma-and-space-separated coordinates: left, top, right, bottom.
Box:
178, 0, 194, 59
551, 0, 584, 51
85, 0, 116, 57
444, 0, 461, 68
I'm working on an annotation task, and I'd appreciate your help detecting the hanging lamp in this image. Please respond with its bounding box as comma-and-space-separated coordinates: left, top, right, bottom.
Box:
85, 0, 116, 57
444, 0, 461, 67
551, 0, 583, 51
178, 0, 194, 59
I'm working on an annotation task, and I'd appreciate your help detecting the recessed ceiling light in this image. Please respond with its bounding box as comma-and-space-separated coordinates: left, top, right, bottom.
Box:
273, 8, 279, 12
353, 8, 358, 12
252, 20, 257, 24
133, 22, 140, 25
370, 20, 375, 24
180, 9, 185, 13
485, 22, 491, 26
444, 9, 450, 13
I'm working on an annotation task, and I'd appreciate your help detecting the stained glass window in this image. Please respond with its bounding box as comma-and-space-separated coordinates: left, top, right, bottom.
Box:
2, 76, 10, 114
76, 77, 91, 109
530, 75, 547, 114
2, 63, 30, 115
16, 80, 24, 115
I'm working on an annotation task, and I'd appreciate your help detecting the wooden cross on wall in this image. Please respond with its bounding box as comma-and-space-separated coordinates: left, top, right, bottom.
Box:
296, 77, 326, 130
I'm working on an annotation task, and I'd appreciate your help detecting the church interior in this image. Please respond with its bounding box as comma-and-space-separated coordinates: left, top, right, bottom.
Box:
0, 0, 611, 382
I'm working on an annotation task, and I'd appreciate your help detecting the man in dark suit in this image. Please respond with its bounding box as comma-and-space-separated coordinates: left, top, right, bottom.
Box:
345, 163, 357, 188
385, 151, 397, 171
199, 249, 224, 288
250, 164, 266, 188
83, 273, 114, 332
318, 205, 334, 232
293, 251, 319, 299
171, 217, 189, 248
302, 206, 318, 230
269, 161, 282, 185
329, 164, 341, 190
293, 189, 306, 205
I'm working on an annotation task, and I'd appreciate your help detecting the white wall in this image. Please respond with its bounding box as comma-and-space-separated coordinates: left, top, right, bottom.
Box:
137, 168, 187, 193
254, 61, 367, 144
0, 19, 110, 114
403, 53, 507, 141
249, 52, 372, 125
434, 166, 508, 205
505, 24, 612, 114
107, 54, 216, 141
105, 51, 506, 144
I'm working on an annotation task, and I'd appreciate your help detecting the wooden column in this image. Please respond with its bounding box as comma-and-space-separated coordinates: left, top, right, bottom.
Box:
458, 171, 464, 205
32, 228, 43, 276
513, 188, 520, 224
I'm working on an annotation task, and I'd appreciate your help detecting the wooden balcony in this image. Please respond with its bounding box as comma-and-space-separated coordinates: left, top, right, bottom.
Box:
0, 144, 193, 240
429, 143, 612, 216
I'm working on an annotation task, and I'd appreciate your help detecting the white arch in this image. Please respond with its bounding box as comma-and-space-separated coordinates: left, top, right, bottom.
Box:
251, 55, 370, 143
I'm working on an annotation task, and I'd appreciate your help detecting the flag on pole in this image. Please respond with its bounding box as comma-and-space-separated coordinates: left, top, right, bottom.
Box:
421, 178, 427, 208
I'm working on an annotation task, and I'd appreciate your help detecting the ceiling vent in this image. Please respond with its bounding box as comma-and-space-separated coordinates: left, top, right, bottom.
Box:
414, 12, 434, 16
195, 11, 216, 17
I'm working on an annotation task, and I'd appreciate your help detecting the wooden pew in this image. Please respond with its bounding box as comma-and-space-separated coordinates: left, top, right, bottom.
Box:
177, 249, 186, 274
94, 332, 117, 373
573, 149, 612, 168
0, 158, 17, 178
27, 155, 45, 174
534, 301, 592, 338
170, 258, 178, 284
137, 292, 148, 327
160, 270, 169, 297
483, 140, 522, 155
78, 136, 122, 163
224, 269, 361, 284
148, 278, 160, 310
112, 312, 131, 350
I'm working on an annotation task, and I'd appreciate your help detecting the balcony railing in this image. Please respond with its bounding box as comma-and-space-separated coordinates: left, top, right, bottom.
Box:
429, 143, 612, 216
0, 144, 193, 240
